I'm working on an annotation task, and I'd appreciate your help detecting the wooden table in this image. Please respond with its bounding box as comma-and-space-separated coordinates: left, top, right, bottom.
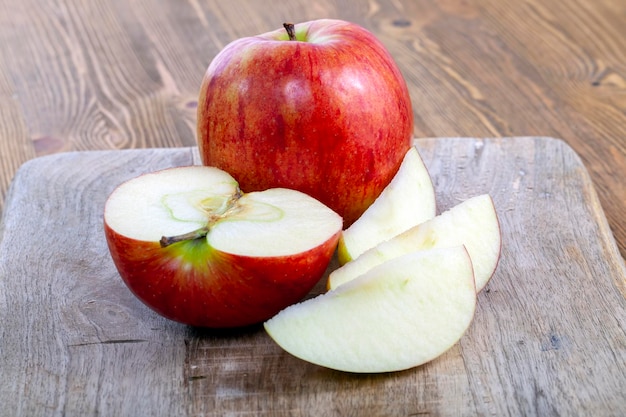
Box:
1, 0, 625, 259
1, 1, 625, 416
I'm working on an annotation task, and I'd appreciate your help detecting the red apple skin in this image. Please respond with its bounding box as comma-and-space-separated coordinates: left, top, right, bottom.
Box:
104, 224, 340, 328
197, 19, 413, 226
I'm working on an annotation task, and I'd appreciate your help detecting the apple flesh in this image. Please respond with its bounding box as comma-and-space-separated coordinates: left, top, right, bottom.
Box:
328, 194, 501, 292
264, 246, 476, 373
337, 146, 436, 264
197, 19, 413, 226
104, 166, 342, 328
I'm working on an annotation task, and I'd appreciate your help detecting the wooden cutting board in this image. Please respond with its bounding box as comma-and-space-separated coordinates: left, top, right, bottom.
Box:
1, 137, 625, 417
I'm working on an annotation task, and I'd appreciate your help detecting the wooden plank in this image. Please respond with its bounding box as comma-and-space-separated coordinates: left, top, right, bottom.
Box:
0, 137, 624, 416
0, 148, 196, 417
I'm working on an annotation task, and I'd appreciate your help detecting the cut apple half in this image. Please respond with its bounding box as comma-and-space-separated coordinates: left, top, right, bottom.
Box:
265, 246, 476, 373
104, 166, 343, 328
329, 194, 501, 292
337, 146, 436, 265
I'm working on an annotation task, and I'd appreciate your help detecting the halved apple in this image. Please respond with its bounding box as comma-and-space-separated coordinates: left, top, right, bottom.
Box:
337, 146, 436, 264
104, 166, 343, 328
328, 194, 501, 292
264, 246, 476, 373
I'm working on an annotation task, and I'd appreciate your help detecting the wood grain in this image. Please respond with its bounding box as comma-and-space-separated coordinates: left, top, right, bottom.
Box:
0, 0, 625, 259
1, 137, 624, 416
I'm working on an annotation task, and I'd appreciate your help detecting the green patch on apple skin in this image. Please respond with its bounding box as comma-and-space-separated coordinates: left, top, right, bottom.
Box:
164, 237, 216, 271
278, 22, 335, 44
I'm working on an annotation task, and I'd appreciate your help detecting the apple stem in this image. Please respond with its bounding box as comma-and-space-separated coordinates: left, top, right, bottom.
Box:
160, 226, 210, 248
283, 22, 296, 41
159, 187, 243, 248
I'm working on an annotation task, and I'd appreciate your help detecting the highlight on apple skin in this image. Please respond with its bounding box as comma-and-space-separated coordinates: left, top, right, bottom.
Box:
264, 246, 477, 373
103, 165, 343, 328
197, 19, 414, 226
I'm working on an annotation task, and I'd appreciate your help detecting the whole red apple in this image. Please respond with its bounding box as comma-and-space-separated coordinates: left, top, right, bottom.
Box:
104, 166, 342, 328
197, 19, 413, 226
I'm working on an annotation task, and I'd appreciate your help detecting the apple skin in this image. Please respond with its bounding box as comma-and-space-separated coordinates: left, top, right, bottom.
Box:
104, 224, 339, 328
197, 19, 413, 226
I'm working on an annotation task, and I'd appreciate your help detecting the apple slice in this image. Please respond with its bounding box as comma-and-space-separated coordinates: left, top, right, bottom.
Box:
329, 194, 501, 292
104, 165, 342, 328
337, 146, 436, 264
264, 246, 476, 373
